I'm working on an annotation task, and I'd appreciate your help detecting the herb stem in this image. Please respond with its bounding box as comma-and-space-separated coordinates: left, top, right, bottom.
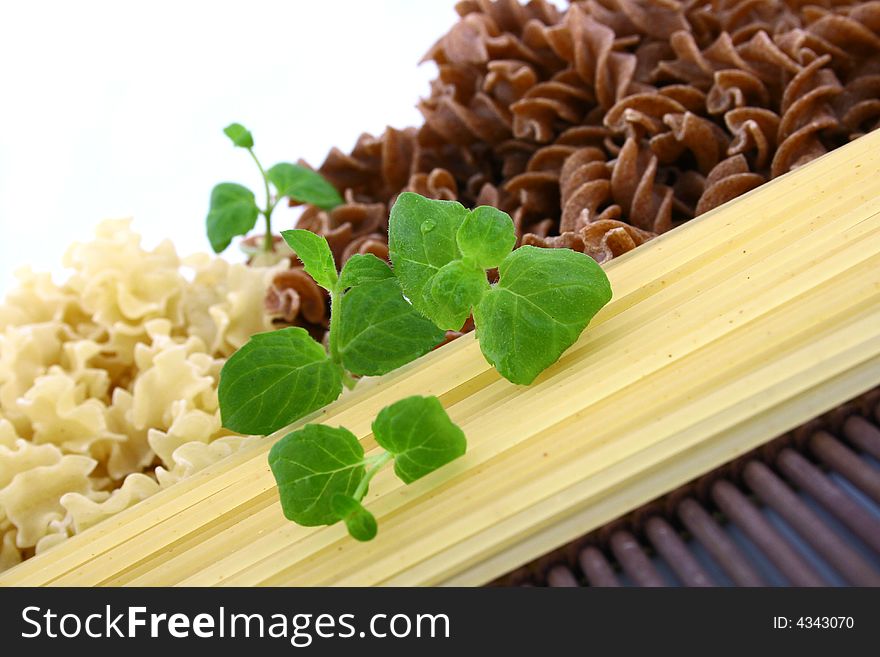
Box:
261, 213, 273, 252
329, 285, 360, 388
328, 286, 343, 366
354, 451, 393, 502
248, 147, 274, 252
341, 370, 358, 390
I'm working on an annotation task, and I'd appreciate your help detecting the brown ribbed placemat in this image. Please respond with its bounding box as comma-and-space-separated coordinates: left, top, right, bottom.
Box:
494, 388, 880, 587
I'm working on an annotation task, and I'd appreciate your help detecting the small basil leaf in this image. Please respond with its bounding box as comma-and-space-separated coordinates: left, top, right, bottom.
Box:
267, 163, 343, 210
338, 253, 394, 290
474, 246, 612, 385
281, 229, 337, 291
338, 279, 446, 376
456, 205, 516, 269
223, 123, 254, 148
219, 327, 343, 434
372, 395, 467, 484
206, 183, 259, 253
427, 260, 488, 331
331, 494, 378, 541
388, 192, 468, 323
268, 424, 365, 526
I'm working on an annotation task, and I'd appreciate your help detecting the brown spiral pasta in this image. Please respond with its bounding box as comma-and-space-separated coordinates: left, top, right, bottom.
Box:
835, 71, 880, 138
511, 74, 595, 142
559, 146, 614, 231
695, 154, 765, 215
542, 5, 638, 110
581, 219, 657, 263
707, 69, 770, 114
772, 54, 842, 177
404, 168, 460, 201
264, 269, 327, 331
265, 0, 880, 339
522, 220, 655, 264
650, 110, 731, 174
724, 106, 780, 169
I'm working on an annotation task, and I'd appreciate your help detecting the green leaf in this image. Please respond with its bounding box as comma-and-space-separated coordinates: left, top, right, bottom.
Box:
372, 396, 466, 484
427, 260, 488, 331
281, 229, 337, 291
267, 163, 343, 210
387, 193, 612, 385
219, 327, 343, 435
474, 246, 612, 385
223, 122, 254, 148
268, 424, 365, 526
206, 183, 259, 253
338, 253, 394, 289
388, 192, 468, 323
331, 494, 378, 541
338, 279, 445, 377
456, 205, 516, 269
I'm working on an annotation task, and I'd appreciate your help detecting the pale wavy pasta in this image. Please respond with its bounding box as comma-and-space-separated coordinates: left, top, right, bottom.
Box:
153, 435, 251, 489
0, 453, 97, 548
61, 473, 160, 534
0, 220, 283, 571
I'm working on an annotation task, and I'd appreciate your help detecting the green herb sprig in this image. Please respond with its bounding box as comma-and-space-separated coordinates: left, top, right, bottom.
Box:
389, 192, 613, 384
269, 395, 466, 541
206, 123, 343, 254
220, 192, 612, 432
217, 187, 612, 542
218, 229, 444, 435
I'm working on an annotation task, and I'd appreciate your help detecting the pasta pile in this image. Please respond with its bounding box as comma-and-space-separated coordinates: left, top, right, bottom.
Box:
0, 220, 283, 571
274, 0, 880, 340
5, 0, 879, 571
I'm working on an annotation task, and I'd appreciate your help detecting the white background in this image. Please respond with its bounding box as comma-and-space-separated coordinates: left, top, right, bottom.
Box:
0, 0, 475, 294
